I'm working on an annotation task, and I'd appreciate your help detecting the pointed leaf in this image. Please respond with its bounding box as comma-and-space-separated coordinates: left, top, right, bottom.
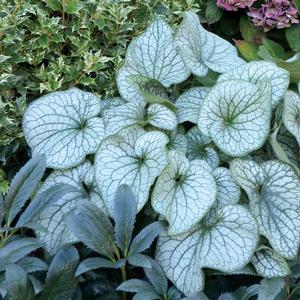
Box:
95, 125, 169, 214
152, 150, 217, 235
128, 253, 151, 268
76, 258, 125, 276
0, 238, 43, 271
231, 159, 300, 259
129, 221, 165, 255
23, 88, 104, 169
176, 87, 211, 124
65, 201, 115, 258
217, 61, 289, 107
32, 162, 105, 254
251, 247, 290, 278
283, 90, 300, 146
41, 245, 79, 300
16, 184, 76, 228
186, 126, 219, 169
144, 259, 168, 296
258, 278, 284, 300
113, 184, 137, 254
5, 264, 35, 300
175, 12, 245, 76
4, 154, 46, 225
198, 80, 271, 156
156, 205, 259, 295
17, 257, 48, 273
117, 279, 156, 294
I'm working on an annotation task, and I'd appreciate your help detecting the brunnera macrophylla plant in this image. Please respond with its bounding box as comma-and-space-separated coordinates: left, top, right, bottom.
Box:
22, 10, 300, 297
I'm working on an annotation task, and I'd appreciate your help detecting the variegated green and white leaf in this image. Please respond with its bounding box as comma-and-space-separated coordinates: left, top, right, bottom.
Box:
23, 88, 104, 169
99, 97, 126, 116
117, 65, 168, 103
231, 159, 300, 259
156, 205, 258, 295
147, 103, 177, 131
166, 128, 188, 154
104, 101, 177, 136
218, 61, 289, 107
152, 150, 217, 235
186, 126, 219, 169
34, 161, 105, 254
176, 87, 211, 124
206, 167, 241, 222
117, 18, 189, 102
198, 80, 271, 156
283, 90, 300, 145
251, 247, 290, 278
95, 125, 169, 215
174, 12, 245, 77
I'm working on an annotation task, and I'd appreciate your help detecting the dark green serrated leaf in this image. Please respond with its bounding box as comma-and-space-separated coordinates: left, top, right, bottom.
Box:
129, 221, 165, 255
41, 245, 79, 300
5, 264, 35, 300
17, 256, 48, 273
286, 24, 300, 51
76, 257, 125, 277
64, 201, 115, 259
117, 279, 156, 294
0, 238, 43, 271
258, 278, 284, 300
113, 184, 137, 255
4, 155, 46, 225
16, 183, 76, 229
144, 259, 168, 297
206, 0, 223, 24
128, 253, 151, 268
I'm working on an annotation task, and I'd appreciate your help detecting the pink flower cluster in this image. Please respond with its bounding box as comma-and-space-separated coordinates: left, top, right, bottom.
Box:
248, 0, 299, 32
216, 0, 256, 11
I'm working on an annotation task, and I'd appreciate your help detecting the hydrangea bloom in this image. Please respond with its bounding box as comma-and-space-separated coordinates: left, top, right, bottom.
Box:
248, 0, 299, 32
217, 0, 256, 11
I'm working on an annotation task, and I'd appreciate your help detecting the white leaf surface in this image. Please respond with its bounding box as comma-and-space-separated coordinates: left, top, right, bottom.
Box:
95, 125, 169, 215
176, 87, 210, 124
218, 61, 289, 107
117, 18, 189, 102
283, 90, 300, 145
147, 103, 177, 131
186, 126, 219, 169
166, 128, 188, 154
174, 12, 245, 77
205, 167, 241, 223
251, 247, 290, 278
34, 162, 105, 254
117, 65, 168, 103
156, 205, 258, 295
198, 80, 271, 156
152, 150, 217, 235
231, 159, 300, 259
23, 88, 104, 169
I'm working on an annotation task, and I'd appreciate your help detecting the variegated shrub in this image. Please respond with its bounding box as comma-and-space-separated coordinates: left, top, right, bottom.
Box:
22, 11, 300, 297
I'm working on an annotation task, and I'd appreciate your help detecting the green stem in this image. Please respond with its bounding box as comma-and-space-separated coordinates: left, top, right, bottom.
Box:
121, 265, 127, 300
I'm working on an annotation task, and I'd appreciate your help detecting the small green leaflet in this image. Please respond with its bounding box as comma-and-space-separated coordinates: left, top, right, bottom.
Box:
186, 126, 219, 169
198, 80, 272, 157
231, 159, 300, 259
23, 88, 105, 169
283, 90, 300, 146
156, 205, 258, 296
33, 161, 105, 254
251, 247, 291, 278
176, 87, 211, 124
174, 12, 245, 77
95, 125, 169, 215
151, 150, 217, 235
117, 18, 189, 102
217, 61, 289, 107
